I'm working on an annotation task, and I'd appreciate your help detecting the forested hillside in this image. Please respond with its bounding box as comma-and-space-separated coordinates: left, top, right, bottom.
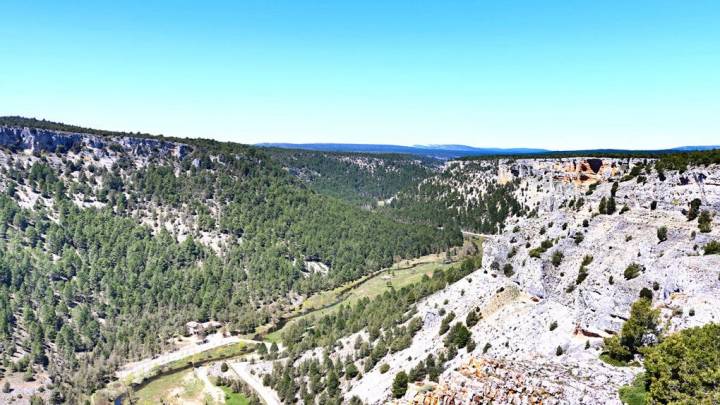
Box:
382, 160, 524, 234
239, 154, 720, 405
0, 118, 460, 402
264, 148, 438, 206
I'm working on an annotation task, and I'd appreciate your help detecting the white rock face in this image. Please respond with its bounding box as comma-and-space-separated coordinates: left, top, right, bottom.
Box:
265, 157, 720, 404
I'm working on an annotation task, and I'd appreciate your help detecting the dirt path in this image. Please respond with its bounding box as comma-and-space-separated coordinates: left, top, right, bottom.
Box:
229, 362, 281, 405
117, 333, 258, 381
195, 365, 225, 403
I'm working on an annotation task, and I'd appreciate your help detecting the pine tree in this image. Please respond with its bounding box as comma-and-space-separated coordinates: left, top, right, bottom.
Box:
392, 371, 408, 398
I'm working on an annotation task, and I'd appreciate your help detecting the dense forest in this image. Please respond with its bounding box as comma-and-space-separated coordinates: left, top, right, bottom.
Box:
265, 148, 438, 206
261, 256, 481, 404
382, 161, 523, 234
0, 118, 461, 401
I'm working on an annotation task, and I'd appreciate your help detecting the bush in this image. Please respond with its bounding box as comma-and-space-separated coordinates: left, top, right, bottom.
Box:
502, 263, 514, 277
549, 321, 558, 331
607, 197, 617, 214
573, 232, 584, 244
220, 362, 229, 372
529, 239, 554, 258
698, 210, 712, 233
624, 263, 644, 280
618, 373, 648, 405
392, 371, 408, 398
644, 324, 720, 403
656, 226, 667, 242
556, 346, 564, 356
639, 287, 653, 300
439, 312, 455, 335
599, 197, 607, 214
576, 266, 589, 285
603, 298, 659, 362
704, 241, 720, 255
379, 363, 390, 374
444, 323, 471, 348
465, 310, 479, 328
551, 251, 564, 267
650, 200, 657, 210
687, 198, 702, 221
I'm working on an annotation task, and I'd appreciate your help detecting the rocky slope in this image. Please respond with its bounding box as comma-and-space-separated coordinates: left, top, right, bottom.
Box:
252, 157, 720, 404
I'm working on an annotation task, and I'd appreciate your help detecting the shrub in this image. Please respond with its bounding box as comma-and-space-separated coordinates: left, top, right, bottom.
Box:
573, 232, 584, 244
576, 267, 589, 285
687, 198, 702, 221
624, 263, 644, 280
639, 287, 653, 300
599, 197, 607, 214
549, 321, 558, 331
465, 310, 479, 328
220, 362, 229, 372
482, 342, 491, 354
583, 219, 589, 227
650, 201, 657, 210
502, 263, 514, 277
703, 241, 720, 255
698, 210, 712, 233
529, 239, 554, 258
439, 312, 455, 335
603, 298, 659, 362
607, 197, 617, 214
392, 371, 408, 398
551, 251, 564, 267
444, 323, 471, 348
380, 363, 390, 374
555, 346, 564, 356
644, 324, 720, 403
656, 226, 668, 242
581, 255, 594, 266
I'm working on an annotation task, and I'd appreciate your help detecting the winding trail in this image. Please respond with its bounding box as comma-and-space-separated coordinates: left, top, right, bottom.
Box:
116, 333, 258, 381
195, 365, 225, 403
229, 362, 281, 405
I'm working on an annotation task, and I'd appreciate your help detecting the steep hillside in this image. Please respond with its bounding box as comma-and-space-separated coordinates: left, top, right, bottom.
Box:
265, 148, 438, 207
0, 119, 460, 403
252, 155, 720, 404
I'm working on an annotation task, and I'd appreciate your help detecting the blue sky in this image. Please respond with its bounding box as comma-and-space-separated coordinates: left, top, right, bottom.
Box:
2, 1, 719, 149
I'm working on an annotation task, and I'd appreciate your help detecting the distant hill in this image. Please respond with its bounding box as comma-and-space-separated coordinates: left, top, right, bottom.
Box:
671, 145, 720, 151
258, 142, 720, 159
256, 143, 549, 158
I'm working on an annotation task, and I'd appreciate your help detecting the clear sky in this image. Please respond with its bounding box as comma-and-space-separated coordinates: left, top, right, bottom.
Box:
2, 1, 719, 150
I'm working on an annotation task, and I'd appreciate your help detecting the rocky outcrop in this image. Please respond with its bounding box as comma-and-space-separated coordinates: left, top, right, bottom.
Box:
324, 157, 719, 404
0, 125, 191, 159
412, 357, 634, 404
